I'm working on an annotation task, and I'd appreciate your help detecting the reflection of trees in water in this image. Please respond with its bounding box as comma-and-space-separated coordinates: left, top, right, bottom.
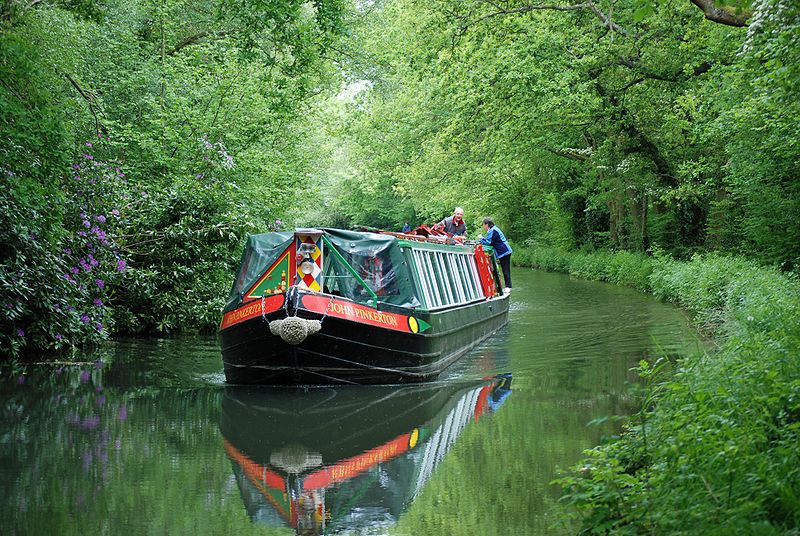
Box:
1, 364, 236, 534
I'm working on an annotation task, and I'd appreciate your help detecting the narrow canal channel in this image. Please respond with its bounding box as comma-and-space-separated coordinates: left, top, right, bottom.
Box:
1, 269, 702, 535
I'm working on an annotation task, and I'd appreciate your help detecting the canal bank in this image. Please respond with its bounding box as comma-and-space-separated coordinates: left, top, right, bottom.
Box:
514, 246, 800, 534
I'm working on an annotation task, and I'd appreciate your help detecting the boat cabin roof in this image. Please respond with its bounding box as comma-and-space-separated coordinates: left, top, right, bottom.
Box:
224, 228, 502, 313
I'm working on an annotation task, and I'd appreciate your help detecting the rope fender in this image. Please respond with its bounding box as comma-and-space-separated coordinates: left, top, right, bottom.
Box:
269, 316, 322, 345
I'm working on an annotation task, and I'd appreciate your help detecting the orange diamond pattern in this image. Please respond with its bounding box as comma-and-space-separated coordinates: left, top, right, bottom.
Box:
296, 235, 323, 292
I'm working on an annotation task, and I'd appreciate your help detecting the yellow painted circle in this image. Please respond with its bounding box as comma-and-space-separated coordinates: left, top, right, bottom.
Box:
408, 316, 419, 334
409, 428, 419, 449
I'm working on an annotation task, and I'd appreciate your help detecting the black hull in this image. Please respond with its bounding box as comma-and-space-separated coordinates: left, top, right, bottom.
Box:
220, 381, 478, 465
219, 291, 509, 385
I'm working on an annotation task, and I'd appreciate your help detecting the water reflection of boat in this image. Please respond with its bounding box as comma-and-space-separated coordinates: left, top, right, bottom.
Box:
220, 374, 513, 534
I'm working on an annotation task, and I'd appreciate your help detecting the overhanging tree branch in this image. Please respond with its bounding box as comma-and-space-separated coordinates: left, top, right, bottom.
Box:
545, 146, 591, 161
689, 0, 751, 27
166, 30, 233, 56
61, 71, 104, 135
472, 1, 630, 36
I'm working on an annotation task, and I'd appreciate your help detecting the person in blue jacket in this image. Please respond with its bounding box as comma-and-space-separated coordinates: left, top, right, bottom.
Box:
480, 217, 512, 291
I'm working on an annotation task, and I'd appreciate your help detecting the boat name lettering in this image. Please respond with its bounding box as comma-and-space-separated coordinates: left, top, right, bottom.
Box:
220, 295, 284, 330
328, 302, 399, 327
329, 444, 398, 479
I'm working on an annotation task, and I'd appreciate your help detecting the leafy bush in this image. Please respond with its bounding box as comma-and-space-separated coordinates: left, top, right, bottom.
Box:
111, 166, 265, 334
1, 139, 128, 357
515, 244, 654, 292
553, 252, 800, 534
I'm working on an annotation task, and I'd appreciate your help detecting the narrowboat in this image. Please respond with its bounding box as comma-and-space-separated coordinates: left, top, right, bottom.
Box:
220, 374, 513, 533
219, 227, 510, 384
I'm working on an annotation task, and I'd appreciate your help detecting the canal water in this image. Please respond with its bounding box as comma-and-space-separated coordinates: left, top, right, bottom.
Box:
0, 269, 703, 535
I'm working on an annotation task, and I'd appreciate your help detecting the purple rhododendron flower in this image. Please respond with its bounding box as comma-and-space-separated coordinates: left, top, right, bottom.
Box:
80, 314, 90, 323
72, 163, 81, 170
95, 322, 103, 332
93, 298, 103, 307
95, 279, 104, 289
111, 209, 120, 217
64, 247, 72, 254
95, 215, 106, 224
79, 370, 90, 383
83, 153, 93, 160
70, 267, 80, 274
85, 142, 93, 147
17, 328, 24, 337
196, 173, 204, 179
116, 259, 126, 272
55, 334, 63, 341
83, 220, 91, 228
82, 416, 100, 429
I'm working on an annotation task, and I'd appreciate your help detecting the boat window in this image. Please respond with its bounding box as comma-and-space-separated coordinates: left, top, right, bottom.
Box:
403, 247, 488, 309
467, 254, 485, 298
322, 246, 400, 303
462, 254, 482, 300
433, 252, 455, 304
410, 249, 434, 308
424, 251, 445, 307
441, 253, 462, 303
456, 255, 472, 301
456, 255, 470, 302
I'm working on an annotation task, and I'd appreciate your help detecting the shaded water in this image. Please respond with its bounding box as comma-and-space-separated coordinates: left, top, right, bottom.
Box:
0, 269, 702, 535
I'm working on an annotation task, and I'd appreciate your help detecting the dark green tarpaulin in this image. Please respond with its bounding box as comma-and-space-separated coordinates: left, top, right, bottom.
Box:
224, 229, 422, 313
224, 232, 293, 312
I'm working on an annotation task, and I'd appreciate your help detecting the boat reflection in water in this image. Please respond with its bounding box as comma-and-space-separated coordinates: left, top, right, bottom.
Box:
220, 374, 512, 535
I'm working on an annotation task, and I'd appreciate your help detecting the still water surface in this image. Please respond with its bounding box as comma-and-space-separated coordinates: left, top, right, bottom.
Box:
1, 269, 703, 535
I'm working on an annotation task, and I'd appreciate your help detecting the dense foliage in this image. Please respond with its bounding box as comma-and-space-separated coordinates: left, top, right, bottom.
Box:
324, 0, 798, 270
3, 0, 799, 532
1, 0, 346, 355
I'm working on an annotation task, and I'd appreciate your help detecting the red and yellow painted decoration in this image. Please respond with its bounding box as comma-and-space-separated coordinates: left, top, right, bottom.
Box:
220, 294, 284, 330
302, 428, 423, 490
244, 247, 293, 300
223, 439, 292, 520
474, 245, 498, 297
295, 234, 323, 292
301, 295, 431, 334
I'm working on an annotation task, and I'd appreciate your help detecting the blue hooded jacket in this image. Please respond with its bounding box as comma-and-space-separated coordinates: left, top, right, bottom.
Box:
480, 226, 512, 259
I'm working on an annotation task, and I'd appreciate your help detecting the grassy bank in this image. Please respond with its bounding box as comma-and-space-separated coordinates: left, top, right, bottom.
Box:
515, 246, 800, 534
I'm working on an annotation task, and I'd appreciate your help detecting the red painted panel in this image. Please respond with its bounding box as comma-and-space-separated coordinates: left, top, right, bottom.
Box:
220, 294, 284, 330
301, 295, 413, 333
474, 245, 497, 297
